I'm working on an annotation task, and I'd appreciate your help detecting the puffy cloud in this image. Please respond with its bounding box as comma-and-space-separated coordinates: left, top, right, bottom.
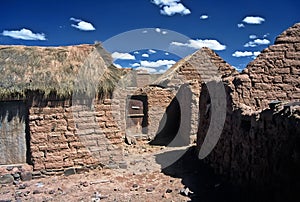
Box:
148, 49, 156, 54
244, 38, 270, 47
70, 17, 95, 31
112, 52, 136, 60
242, 16, 265, 24
249, 34, 257, 39
162, 31, 168, 34
151, 0, 191, 16
200, 15, 209, 20
232, 51, 260, 58
142, 53, 149, 57
171, 39, 226, 51
165, 52, 169, 55
2, 28, 46, 40
155, 28, 161, 33
253, 51, 261, 57
140, 59, 176, 68
237, 23, 245, 28
134, 51, 139, 54
131, 63, 141, 67
113, 63, 123, 69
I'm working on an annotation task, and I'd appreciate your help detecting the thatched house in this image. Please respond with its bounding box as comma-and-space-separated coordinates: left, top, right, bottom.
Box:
0, 44, 127, 175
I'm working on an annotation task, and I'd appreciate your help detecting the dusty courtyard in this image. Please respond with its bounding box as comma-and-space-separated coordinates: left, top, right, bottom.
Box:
0, 142, 220, 202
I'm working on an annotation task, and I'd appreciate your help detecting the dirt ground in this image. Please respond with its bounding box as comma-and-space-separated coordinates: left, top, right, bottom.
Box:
1, 142, 285, 202
0, 142, 205, 202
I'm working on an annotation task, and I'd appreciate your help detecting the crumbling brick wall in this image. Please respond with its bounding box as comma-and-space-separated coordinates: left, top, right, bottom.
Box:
197, 22, 300, 190
28, 97, 124, 174
231, 23, 300, 110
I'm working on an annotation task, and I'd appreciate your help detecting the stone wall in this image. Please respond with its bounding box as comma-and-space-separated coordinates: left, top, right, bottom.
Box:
231, 23, 300, 110
198, 84, 300, 188
27, 97, 124, 175
197, 22, 300, 191
153, 47, 237, 143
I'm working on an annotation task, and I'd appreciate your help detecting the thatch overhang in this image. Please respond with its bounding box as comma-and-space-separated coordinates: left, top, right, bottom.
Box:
0, 43, 125, 101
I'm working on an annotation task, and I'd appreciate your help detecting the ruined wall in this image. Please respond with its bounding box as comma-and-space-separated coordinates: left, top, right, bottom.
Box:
197, 22, 300, 190
28, 97, 124, 175
198, 84, 300, 188
154, 48, 237, 142
232, 23, 300, 110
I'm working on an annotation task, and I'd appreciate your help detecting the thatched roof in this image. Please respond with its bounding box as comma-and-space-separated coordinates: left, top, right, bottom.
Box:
0, 43, 124, 100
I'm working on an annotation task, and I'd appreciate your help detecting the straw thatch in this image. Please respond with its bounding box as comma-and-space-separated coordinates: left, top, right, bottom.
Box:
0, 43, 124, 100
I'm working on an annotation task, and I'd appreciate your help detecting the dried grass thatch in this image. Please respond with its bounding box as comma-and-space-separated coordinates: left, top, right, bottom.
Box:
0, 43, 124, 100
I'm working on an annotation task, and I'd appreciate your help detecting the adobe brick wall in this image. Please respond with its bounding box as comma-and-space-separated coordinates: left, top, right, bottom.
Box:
153, 47, 237, 142
231, 23, 300, 110
28, 97, 124, 174
197, 22, 300, 189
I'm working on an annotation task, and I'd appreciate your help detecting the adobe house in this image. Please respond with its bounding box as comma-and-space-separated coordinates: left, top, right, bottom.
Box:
122, 47, 237, 146
0, 44, 127, 176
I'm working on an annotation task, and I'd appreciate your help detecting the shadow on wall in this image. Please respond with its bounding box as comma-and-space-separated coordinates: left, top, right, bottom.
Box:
197, 81, 300, 201
149, 84, 192, 147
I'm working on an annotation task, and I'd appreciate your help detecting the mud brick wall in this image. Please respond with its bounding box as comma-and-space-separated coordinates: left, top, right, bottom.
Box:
155, 47, 237, 141
232, 23, 300, 110
141, 86, 175, 139
28, 98, 124, 172
197, 22, 300, 190
198, 92, 300, 189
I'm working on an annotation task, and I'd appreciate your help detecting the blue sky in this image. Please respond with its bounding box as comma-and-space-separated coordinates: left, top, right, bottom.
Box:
1, 0, 299, 73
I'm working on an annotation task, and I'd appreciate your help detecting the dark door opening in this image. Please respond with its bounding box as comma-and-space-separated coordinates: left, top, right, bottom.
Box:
126, 95, 148, 136
149, 97, 181, 146
150, 84, 192, 146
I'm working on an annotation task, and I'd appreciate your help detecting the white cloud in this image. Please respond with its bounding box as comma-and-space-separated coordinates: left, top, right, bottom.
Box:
200, 15, 209, 20
232, 51, 260, 58
140, 59, 176, 68
237, 23, 245, 28
232, 51, 253, 57
2, 28, 46, 40
113, 63, 123, 69
142, 30, 148, 33
165, 52, 169, 55
263, 33, 270, 38
171, 39, 226, 51
112, 52, 136, 60
155, 28, 161, 33
134, 51, 139, 54
253, 51, 261, 57
136, 67, 157, 74
249, 34, 257, 39
70, 17, 95, 31
162, 31, 168, 34
151, 0, 191, 16
244, 38, 270, 47
131, 63, 141, 67
142, 53, 149, 58
148, 49, 156, 54
242, 16, 265, 24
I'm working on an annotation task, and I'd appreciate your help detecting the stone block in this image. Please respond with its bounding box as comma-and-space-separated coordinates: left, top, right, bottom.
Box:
64, 168, 76, 176
0, 174, 14, 184
20, 172, 32, 181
